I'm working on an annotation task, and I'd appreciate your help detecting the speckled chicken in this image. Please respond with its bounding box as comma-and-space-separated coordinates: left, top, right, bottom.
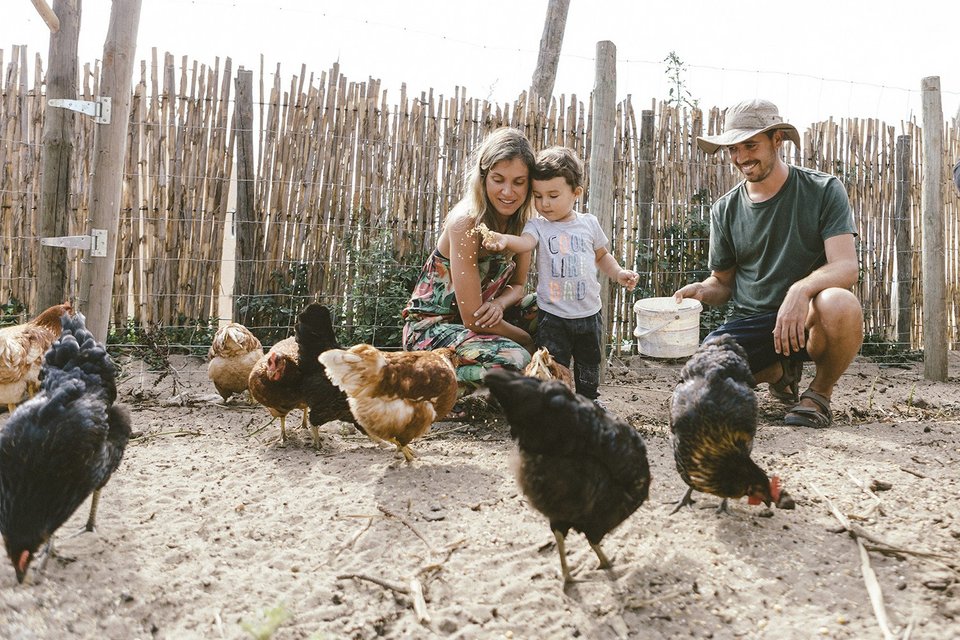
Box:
523, 347, 574, 390
669, 333, 780, 514
207, 322, 263, 402
319, 345, 458, 462
0, 312, 131, 584
485, 369, 651, 583
0, 302, 73, 413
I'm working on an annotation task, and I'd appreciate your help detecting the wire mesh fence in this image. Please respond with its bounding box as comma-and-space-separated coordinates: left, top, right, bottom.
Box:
1, 46, 958, 370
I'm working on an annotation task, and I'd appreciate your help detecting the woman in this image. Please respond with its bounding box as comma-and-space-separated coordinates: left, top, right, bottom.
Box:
402, 127, 538, 397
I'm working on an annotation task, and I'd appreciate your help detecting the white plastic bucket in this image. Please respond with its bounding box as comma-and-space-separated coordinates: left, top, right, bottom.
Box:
633, 297, 702, 358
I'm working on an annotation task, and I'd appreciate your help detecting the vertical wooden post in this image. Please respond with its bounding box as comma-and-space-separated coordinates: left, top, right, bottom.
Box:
37, 0, 80, 310
79, 0, 141, 343
589, 40, 616, 367
530, 0, 570, 108
893, 135, 913, 347
637, 109, 655, 263
233, 67, 256, 325
920, 76, 947, 380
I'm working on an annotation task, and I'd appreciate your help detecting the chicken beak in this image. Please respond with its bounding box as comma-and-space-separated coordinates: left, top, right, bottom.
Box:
14, 550, 30, 584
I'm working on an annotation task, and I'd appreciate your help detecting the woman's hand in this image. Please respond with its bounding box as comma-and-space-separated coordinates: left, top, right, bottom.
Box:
473, 298, 504, 329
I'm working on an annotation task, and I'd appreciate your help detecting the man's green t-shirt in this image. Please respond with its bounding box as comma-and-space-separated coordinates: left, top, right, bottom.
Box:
708, 165, 857, 320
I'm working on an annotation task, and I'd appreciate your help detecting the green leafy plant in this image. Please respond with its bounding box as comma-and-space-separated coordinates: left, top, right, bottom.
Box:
236, 262, 312, 346
663, 51, 699, 110
635, 189, 730, 339
240, 603, 291, 640
339, 230, 427, 349
0, 297, 28, 326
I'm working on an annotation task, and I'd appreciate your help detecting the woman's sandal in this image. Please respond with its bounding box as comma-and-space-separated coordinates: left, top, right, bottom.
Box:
769, 358, 803, 404
784, 389, 833, 428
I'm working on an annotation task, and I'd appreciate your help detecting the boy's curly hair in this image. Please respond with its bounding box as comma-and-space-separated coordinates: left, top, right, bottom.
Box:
533, 146, 583, 190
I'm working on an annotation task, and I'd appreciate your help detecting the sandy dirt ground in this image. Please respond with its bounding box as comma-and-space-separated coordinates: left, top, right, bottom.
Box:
1, 351, 959, 640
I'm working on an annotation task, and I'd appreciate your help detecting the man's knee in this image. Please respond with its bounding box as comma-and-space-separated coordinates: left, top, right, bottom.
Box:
811, 288, 863, 334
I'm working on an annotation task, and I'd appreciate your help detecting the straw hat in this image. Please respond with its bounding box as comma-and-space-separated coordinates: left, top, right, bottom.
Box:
696, 99, 801, 154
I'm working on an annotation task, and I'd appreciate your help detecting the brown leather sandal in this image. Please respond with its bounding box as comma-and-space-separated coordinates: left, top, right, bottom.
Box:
769, 358, 802, 404
784, 389, 833, 428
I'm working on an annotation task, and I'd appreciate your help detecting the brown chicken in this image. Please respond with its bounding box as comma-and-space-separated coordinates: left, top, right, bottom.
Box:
247, 337, 309, 446
207, 322, 263, 402
0, 302, 73, 413
523, 347, 575, 390
485, 369, 651, 583
319, 345, 458, 462
669, 334, 781, 514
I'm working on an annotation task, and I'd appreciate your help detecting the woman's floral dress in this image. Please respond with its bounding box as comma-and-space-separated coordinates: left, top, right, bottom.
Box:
402, 249, 537, 392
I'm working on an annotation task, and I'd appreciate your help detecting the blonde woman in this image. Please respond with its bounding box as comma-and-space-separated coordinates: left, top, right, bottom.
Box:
402, 128, 538, 401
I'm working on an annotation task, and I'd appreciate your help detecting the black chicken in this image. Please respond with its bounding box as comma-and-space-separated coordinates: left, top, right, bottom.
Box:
669, 333, 780, 514
485, 369, 651, 583
0, 312, 131, 584
295, 303, 361, 443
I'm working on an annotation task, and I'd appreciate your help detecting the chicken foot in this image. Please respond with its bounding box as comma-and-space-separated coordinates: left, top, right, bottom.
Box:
669, 487, 696, 515
390, 438, 417, 463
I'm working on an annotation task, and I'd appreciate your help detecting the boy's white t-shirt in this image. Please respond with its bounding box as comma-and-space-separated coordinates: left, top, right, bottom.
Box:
522, 211, 608, 319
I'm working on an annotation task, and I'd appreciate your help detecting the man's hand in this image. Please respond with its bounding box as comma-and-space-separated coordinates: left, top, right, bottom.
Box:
774, 288, 811, 354
673, 282, 704, 304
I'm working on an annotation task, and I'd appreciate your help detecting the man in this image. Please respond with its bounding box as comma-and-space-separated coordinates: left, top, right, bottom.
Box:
954, 159, 960, 195
674, 99, 863, 428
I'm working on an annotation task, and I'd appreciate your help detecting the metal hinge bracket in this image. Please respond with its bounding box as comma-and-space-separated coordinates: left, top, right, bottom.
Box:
41, 229, 108, 257
48, 96, 112, 124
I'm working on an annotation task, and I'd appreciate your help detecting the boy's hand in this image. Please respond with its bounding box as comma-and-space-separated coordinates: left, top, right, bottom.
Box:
618, 269, 640, 290
482, 231, 508, 252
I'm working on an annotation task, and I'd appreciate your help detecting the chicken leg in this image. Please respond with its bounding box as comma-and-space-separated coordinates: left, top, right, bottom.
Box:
85, 488, 103, 531
590, 542, 611, 570
669, 487, 696, 515
553, 529, 574, 583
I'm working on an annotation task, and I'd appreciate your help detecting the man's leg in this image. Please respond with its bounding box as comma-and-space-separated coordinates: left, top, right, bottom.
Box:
754, 288, 861, 384
801, 288, 864, 404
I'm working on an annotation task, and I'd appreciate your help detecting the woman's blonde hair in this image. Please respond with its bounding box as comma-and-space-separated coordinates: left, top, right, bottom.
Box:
457, 127, 536, 236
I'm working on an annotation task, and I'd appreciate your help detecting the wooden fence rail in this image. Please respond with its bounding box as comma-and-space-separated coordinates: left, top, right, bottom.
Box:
1, 47, 958, 353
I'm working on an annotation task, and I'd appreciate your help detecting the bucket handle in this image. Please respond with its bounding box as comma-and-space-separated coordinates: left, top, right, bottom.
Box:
634, 315, 678, 339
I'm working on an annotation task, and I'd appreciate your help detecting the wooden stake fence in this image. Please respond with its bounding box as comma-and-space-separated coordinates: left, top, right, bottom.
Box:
1, 48, 959, 355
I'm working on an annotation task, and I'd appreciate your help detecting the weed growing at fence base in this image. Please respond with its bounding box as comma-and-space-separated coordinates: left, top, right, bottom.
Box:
860, 332, 924, 366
